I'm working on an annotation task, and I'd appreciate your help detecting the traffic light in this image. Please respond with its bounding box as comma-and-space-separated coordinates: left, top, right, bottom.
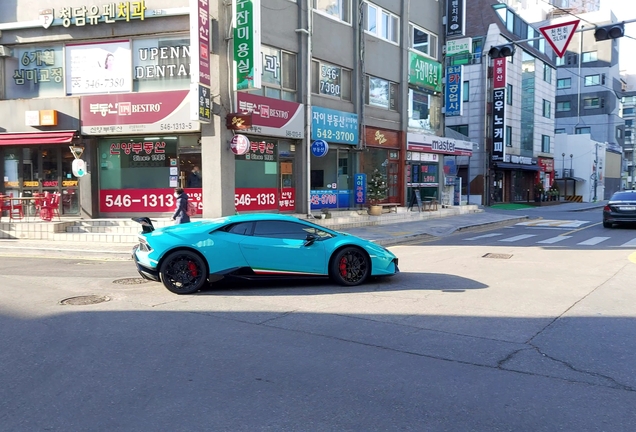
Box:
594, 23, 624, 41
488, 44, 516, 58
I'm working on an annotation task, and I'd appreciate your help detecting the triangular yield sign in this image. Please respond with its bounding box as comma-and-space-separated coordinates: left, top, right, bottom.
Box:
69, 145, 84, 159
539, 20, 580, 58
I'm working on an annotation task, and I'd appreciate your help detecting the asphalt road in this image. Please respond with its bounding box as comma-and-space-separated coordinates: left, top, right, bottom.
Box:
1, 215, 636, 431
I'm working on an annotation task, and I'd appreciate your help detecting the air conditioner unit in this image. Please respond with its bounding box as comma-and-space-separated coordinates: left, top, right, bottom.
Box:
0, 45, 12, 57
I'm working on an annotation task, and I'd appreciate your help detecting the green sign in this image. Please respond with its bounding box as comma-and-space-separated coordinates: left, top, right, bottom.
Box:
234, 0, 261, 91
408, 52, 442, 93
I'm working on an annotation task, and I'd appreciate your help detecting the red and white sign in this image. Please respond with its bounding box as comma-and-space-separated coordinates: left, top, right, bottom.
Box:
230, 134, 250, 155
493, 58, 506, 89
235, 188, 296, 212
81, 90, 201, 135
100, 188, 203, 214
236, 93, 303, 139
540, 20, 580, 58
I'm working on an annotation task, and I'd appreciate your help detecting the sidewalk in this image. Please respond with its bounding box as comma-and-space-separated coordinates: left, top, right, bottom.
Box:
0, 200, 605, 258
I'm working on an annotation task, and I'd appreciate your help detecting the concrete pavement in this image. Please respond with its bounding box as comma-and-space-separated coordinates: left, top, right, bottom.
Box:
0, 201, 606, 257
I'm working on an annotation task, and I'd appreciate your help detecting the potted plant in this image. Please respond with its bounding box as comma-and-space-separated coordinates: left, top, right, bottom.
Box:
367, 169, 388, 216
549, 183, 560, 201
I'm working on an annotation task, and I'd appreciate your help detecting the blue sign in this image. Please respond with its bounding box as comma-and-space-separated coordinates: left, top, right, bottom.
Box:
311, 106, 359, 145
445, 65, 463, 117
354, 173, 366, 205
310, 190, 352, 209
311, 140, 329, 157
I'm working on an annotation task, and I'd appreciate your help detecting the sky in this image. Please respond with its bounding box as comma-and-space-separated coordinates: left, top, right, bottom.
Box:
602, 0, 636, 72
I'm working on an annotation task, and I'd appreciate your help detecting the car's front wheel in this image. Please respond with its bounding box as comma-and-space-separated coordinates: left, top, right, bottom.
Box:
330, 247, 370, 286
159, 250, 207, 294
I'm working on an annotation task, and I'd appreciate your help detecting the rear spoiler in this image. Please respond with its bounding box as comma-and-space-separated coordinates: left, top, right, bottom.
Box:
131, 217, 155, 233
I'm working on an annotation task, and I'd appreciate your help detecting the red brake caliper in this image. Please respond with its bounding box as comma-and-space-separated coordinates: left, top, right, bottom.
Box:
339, 257, 348, 277
187, 261, 198, 277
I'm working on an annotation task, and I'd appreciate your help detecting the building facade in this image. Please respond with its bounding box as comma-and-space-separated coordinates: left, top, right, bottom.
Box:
444, 0, 556, 205
0, 0, 475, 219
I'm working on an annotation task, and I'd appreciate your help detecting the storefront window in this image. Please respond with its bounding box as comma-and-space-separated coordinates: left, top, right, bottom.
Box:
4, 45, 65, 99
235, 138, 279, 212
408, 89, 441, 134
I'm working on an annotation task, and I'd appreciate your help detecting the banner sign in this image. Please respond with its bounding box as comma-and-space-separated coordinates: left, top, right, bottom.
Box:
446, 37, 472, 56
235, 187, 296, 212
445, 65, 463, 117
234, 0, 261, 91
190, 0, 211, 123
408, 52, 442, 93
492, 88, 506, 161
65, 40, 132, 95
493, 57, 506, 89
446, 0, 465, 37
354, 173, 366, 205
311, 106, 358, 145
100, 188, 203, 215
236, 92, 303, 138
81, 90, 201, 135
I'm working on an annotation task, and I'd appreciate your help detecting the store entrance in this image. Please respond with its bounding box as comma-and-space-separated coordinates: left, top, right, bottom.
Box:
2, 145, 80, 216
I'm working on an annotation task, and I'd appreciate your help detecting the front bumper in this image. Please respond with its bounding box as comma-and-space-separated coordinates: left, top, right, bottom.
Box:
132, 245, 160, 282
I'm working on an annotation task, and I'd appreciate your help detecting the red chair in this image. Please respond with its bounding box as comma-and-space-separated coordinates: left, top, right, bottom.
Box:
32, 193, 45, 221
0, 194, 24, 221
48, 193, 61, 221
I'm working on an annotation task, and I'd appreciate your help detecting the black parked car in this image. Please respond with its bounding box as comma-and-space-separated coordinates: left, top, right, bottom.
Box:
603, 190, 636, 228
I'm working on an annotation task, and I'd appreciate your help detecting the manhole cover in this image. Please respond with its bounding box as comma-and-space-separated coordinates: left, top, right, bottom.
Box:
60, 295, 110, 306
482, 253, 513, 259
112, 277, 150, 285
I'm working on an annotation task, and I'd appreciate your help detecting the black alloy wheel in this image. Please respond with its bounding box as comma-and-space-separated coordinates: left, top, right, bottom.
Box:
330, 247, 370, 286
159, 250, 207, 294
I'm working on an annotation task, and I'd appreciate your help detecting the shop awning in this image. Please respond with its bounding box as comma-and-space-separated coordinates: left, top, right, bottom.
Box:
0, 131, 76, 146
494, 162, 541, 171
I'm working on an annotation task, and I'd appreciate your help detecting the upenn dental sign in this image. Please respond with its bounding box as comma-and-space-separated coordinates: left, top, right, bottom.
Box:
80, 90, 201, 135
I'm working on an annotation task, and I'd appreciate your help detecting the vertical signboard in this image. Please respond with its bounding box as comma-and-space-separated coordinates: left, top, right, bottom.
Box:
234, 0, 262, 91
492, 88, 506, 161
493, 57, 506, 89
446, 0, 465, 37
354, 173, 367, 205
445, 65, 463, 116
190, 0, 211, 123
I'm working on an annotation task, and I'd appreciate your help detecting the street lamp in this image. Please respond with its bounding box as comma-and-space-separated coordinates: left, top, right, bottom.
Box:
562, 152, 566, 178
570, 154, 573, 171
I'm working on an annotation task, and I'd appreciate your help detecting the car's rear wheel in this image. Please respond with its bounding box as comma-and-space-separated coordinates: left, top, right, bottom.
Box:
159, 250, 207, 294
330, 247, 369, 286
603, 220, 612, 228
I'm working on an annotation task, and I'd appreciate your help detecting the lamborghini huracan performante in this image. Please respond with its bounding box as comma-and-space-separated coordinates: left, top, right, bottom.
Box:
132, 214, 399, 294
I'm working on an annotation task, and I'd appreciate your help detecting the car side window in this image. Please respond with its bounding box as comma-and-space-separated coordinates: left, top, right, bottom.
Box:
225, 222, 254, 235
253, 221, 311, 240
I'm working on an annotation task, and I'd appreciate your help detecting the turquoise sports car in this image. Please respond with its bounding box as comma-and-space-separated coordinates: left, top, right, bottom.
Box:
132, 214, 399, 294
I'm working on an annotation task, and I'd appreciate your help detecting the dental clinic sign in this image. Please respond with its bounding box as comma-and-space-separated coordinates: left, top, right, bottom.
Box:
190, 0, 211, 123
233, 0, 261, 91
408, 52, 442, 94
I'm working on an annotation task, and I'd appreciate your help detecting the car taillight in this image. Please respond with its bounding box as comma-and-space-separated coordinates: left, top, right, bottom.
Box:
603, 205, 611, 211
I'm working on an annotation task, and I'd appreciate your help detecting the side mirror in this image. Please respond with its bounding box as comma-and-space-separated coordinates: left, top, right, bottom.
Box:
304, 233, 318, 247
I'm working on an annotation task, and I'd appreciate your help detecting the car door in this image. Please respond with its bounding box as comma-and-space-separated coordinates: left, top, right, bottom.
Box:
238, 220, 327, 275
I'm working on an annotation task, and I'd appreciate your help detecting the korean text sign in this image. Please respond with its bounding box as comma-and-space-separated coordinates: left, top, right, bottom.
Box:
493, 58, 506, 89
445, 66, 463, 117
100, 188, 203, 214
491, 88, 506, 161
234, 0, 261, 91
6, 45, 64, 99
354, 173, 367, 205
65, 40, 132, 95
446, 0, 465, 37
311, 106, 358, 145
408, 52, 442, 93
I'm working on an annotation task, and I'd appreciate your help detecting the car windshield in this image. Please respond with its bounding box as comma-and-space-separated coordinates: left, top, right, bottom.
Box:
610, 192, 636, 201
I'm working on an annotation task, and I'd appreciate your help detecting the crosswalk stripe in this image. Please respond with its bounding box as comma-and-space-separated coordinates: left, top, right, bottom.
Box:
516, 220, 589, 228
537, 236, 572, 244
499, 234, 537, 242
465, 233, 503, 241
619, 238, 636, 247
577, 237, 610, 246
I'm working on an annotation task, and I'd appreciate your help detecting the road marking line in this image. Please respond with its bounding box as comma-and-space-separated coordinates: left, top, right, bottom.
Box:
517, 220, 589, 228
561, 222, 602, 236
629, 252, 636, 264
619, 237, 636, 247
537, 236, 572, 244
465, 233, 503, 241
499, 234, 537, 242
577, 237, 610, 246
